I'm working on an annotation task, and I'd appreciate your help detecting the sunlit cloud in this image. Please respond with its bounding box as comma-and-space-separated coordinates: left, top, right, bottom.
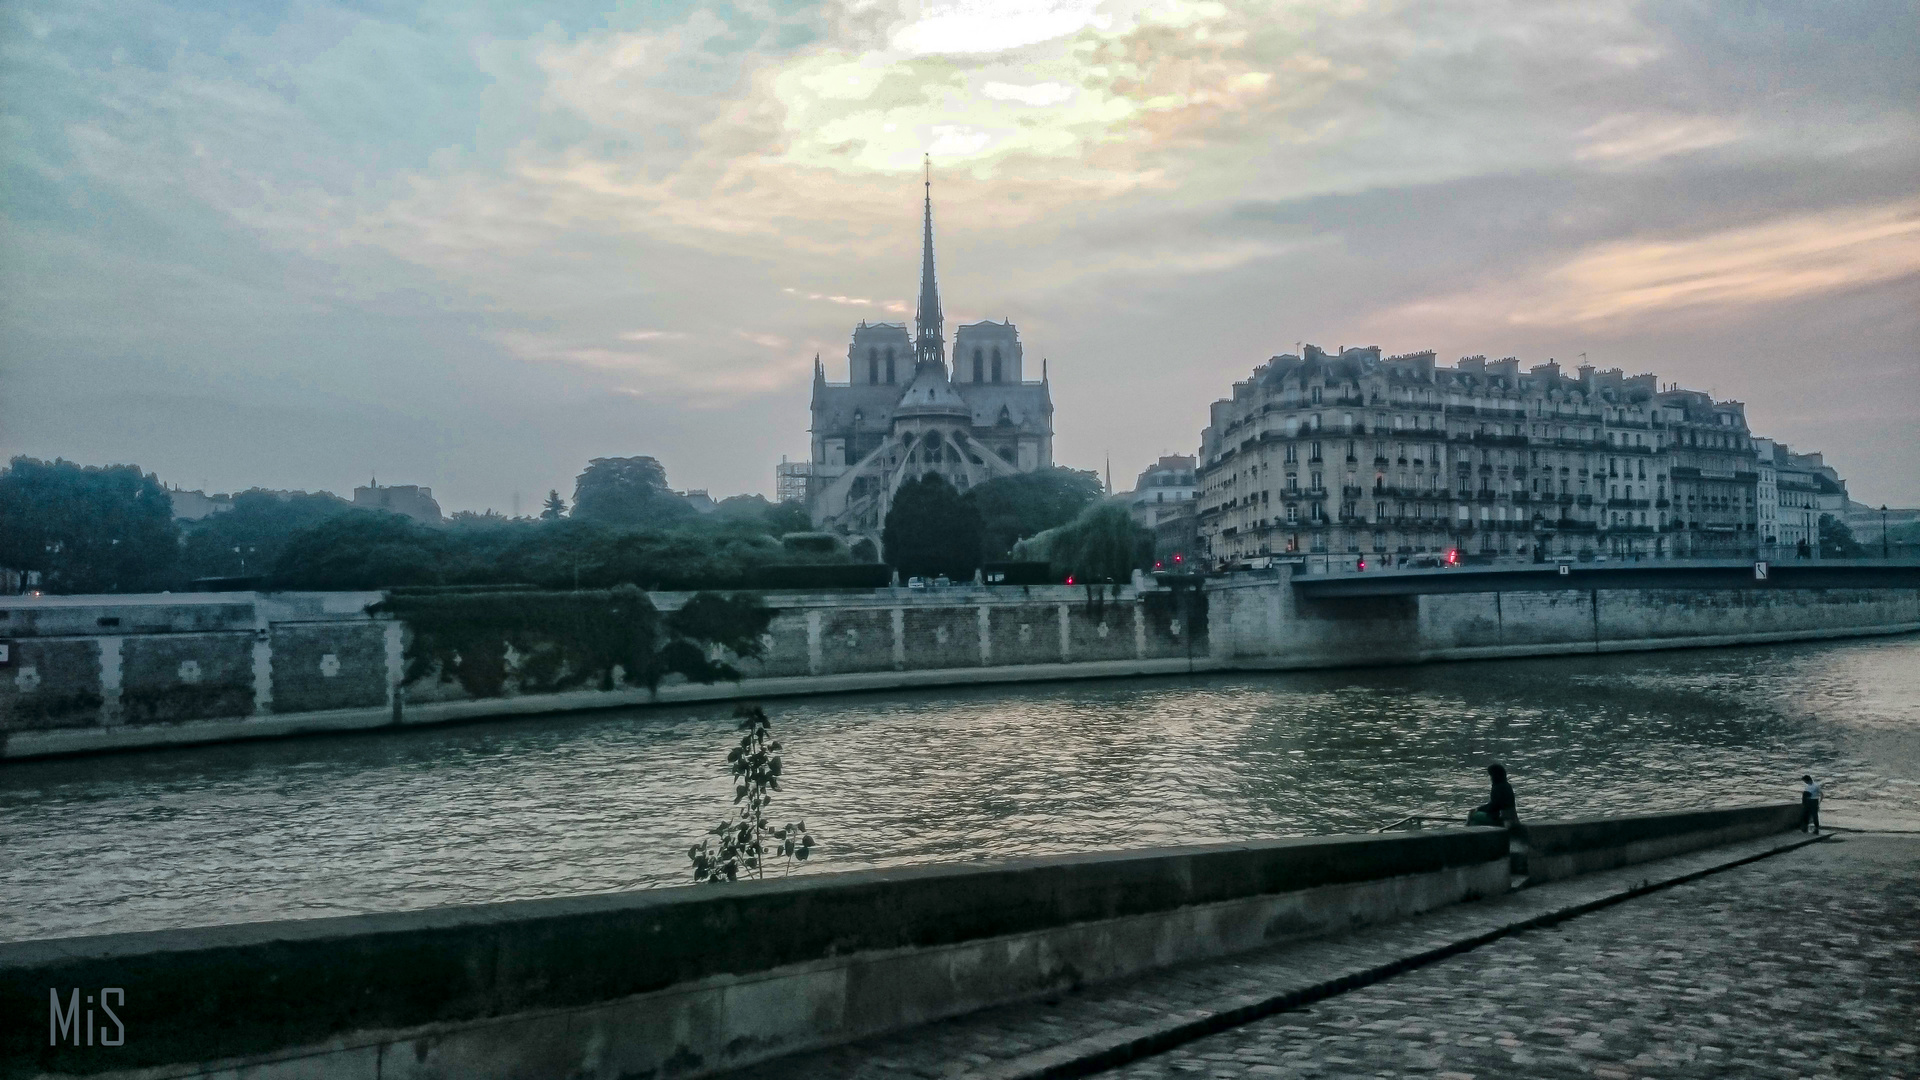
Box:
785, 288, 884, 306
888, 0, 1111, 55
1576, 113, 1743, 166
981, 81, 1076, 107
1399, 201, 1920, 329
499, 330, 815, 403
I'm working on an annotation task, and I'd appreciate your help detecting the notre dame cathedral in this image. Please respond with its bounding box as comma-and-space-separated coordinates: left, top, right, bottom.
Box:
802, 169, 1055, 550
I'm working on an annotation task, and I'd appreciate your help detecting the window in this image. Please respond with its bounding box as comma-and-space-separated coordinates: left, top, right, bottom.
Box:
1286, 504, 1298, 524
972, 348, 983, 382
886, 348, 896, 384
1311, 471, 1323, 490
868, 348, 879, 384
1286, 472, 1298, 492
992, 347, 1003, 383
1311, 386, 1322, 404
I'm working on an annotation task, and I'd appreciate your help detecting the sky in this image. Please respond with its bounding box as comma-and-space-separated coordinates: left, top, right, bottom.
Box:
2, 0, 1916, 513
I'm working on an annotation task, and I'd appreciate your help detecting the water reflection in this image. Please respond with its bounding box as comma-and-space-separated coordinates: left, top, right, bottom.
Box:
3, 635, 1916, 942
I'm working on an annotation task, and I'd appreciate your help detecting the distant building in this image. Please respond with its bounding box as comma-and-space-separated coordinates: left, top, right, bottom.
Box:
168, 487, 234, 522
1195, 346, 1848, 568
352, 482, 442, 525
1124, 455, 1198, 518
803, 170, 1055, 547
1652, 388, 1757, 560
1122, 455, 1200, 563
775, 457, 813, 504
1753, 439, 1781, 550
681, 489, 717, 514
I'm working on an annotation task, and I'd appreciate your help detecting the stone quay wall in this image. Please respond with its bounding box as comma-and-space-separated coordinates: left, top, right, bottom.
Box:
2, 563, 1916, 760
0, 803, 1804, 1080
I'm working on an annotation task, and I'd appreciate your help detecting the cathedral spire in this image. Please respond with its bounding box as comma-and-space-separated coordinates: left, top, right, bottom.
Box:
914, 155, 945, 372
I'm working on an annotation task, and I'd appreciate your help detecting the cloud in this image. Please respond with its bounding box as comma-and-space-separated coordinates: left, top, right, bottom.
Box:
888, 0, 1111, 55
1399, 200, 1920, 330
498, 329, 815, 404
6, 0, 1919, 508
1576, 113, 1743, 166
981, 81, 1076, 107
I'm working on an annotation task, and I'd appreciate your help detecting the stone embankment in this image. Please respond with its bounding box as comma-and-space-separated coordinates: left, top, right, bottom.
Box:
2, 560, 1917, 759
1, 803, 1816, 1080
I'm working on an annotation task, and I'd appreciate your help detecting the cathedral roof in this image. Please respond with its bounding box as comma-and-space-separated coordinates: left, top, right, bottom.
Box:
894, 364, 972, 419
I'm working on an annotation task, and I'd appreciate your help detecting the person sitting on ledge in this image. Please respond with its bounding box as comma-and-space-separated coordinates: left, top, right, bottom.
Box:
1469, 762, 1518, 828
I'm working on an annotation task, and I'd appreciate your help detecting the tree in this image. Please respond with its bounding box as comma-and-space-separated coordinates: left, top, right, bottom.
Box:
883, 472, 984, 579
712, 493, 813, 536
540, 490, 567, 520
571, 456, 696, 528
179, 490, 352, 581
964, 467, 1105, 559
0, 457, 178, 593
269, 511, 451, 590
371, 586, 775, 698
1817, 514, 1866, 558
1013, 503, 1151, 583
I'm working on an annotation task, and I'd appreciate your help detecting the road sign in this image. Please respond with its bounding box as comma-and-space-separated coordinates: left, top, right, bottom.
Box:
1754, 561, 1769, 581
1558, 564, 1570, 576
0, 642, 11, 666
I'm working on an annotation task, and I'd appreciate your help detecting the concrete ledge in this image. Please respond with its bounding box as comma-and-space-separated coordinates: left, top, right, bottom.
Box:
1, 830, 1506, 1079
0, 657, 1203, 760
1520, 802, 1803, 885
9, 621, 1917, 761
1210, 620, 1920, 672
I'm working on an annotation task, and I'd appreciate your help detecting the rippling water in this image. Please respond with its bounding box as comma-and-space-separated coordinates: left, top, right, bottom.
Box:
4, 635, 1918, 943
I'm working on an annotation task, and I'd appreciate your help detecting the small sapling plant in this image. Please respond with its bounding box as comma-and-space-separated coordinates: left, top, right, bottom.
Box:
688, 705, 815, 883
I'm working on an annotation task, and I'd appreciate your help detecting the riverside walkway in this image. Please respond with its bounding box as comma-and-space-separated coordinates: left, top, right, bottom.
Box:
741, 831, 1918, 1080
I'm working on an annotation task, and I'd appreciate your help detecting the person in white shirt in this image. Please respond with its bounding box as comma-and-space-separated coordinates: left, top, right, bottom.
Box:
1800, 774, 1822, 834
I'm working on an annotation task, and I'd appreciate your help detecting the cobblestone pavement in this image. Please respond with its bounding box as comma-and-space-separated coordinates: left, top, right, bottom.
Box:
739, 833, 1814, 1080
1104, 834, 1920, 1080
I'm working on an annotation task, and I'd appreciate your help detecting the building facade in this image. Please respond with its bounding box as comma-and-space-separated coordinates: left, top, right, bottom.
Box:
1124, 454, 1200, 563
1196, 345, 1803, 568
352, 482, 442, 525
805, 174, 1054, 545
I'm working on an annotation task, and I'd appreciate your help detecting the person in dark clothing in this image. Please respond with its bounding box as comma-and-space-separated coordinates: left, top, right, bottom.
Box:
1472, 763, 1518, 827
1801, 774, 1822, 834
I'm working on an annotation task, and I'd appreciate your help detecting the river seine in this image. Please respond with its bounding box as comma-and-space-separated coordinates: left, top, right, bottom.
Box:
4, 634, 1917, 943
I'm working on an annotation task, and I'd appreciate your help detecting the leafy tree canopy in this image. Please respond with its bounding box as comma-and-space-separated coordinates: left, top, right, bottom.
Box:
964, 467, 1106, 559
883, 472, 984, 579
270, 511, 453, 590
1012, 502, 1151, 583
179, 490, 353, 581
370, 586, 775, 697
1817, 513, 1867, 558
540, 490, 567, 520
571, 456, 697, 528
0, 456, 178, 593
713, 493, 814, 535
